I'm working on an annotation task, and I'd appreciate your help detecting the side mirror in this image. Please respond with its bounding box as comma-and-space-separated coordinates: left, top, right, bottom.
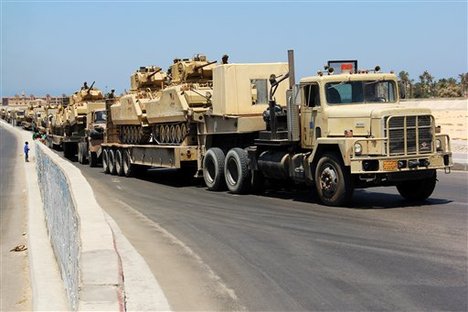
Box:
398, 82, 406, 99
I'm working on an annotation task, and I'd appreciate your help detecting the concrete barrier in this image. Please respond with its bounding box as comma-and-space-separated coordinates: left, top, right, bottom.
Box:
35, 142, 123, 311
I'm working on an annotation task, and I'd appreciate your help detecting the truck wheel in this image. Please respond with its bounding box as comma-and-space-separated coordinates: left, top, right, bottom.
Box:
102, 149, 110, 174
396, 170, 437, 201
81, 144, 88, 165
315, 153, 353, 206
77, 144, 83, 163
108, 149, 117, 175
203, 147, 226, 191
89, 152, 98, 167
115, 149, 124, 176
63, 143, 71, 159
123, 150, 133, 177
224, 148, 251, 194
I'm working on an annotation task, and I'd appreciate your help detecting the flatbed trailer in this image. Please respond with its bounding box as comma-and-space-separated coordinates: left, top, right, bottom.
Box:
100, 143, 199, 176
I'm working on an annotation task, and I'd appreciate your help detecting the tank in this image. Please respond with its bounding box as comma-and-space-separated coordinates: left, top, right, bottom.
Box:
64, 81, 106, 137
145, 54, 217, 145
110, 55, 217, 145
110, 65, 168, 144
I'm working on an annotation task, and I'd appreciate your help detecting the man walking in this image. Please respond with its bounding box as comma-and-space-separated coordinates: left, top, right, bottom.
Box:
24, 141, 30, 162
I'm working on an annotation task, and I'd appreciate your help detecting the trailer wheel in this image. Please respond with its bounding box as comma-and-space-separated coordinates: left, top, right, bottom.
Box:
203, 147, 226, 191
315, 153, 353, 206
108, 149, 117, 175
123, 149, 134, 177
115, 149, 124, 176
89, 151, 98, 167
224, 148, 251, 194
396, 170, 437, 201
102, 149, 110, 174
77, 144, 83, 164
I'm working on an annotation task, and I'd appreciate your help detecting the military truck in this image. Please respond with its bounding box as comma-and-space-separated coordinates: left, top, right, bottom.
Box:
10, 108, 26, 127
101, 51, 452, 206
47, 82, 106, 164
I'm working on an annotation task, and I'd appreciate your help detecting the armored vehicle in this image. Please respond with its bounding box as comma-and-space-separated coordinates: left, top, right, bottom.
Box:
11, 108, 26, 127
110, 65, 168, 144
47, 82, 106, 161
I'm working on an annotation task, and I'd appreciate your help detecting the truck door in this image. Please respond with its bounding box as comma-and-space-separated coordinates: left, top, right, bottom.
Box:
300, 83, 320, 149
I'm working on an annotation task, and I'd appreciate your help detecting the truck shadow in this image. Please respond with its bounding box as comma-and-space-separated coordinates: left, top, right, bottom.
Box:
254, 185, 452, 210
133, 168, 204, 188
131, 169, 452, 209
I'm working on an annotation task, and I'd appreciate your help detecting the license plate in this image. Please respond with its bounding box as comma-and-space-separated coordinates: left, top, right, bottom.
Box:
383, 160, 398, 171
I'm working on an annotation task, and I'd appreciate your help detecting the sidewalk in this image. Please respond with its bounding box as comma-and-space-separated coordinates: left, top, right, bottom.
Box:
1, 120, 171, 311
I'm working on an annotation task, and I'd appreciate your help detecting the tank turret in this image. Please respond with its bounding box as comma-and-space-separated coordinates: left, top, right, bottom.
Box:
130, 66, 167, 91
169, 54, 217, 84
71, 81, 104, 104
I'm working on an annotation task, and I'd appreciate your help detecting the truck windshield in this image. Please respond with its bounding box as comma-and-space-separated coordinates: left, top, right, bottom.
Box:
325, 80, 396, 105
94, 111, 107, 123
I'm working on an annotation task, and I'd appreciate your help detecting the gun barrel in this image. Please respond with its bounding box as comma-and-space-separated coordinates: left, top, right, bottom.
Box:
87, 81, 96, 94
147, 68, 162, 79
195, 60, 217, 71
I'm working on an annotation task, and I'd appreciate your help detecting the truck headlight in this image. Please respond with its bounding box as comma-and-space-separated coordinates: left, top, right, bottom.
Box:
354, 143, 362, 155
436, 139, 442, 151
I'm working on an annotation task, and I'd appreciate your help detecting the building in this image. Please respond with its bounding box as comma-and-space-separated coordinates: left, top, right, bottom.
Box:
2, 95, 67, 107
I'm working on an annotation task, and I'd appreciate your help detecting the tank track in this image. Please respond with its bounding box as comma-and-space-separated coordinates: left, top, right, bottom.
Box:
151, 122, 190, 145
119, 125, 152, 144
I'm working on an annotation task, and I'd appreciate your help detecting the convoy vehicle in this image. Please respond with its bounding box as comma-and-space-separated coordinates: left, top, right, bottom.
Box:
47, 82, 106, 165
11, 108, 26, 127
101, 51, 452, 206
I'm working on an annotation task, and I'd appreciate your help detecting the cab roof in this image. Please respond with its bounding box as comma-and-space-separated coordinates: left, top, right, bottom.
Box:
299, 72, 398, 84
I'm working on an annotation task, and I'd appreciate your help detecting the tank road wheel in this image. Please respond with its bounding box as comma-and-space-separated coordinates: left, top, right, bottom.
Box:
102, 149, 110, 174
164, 125, 170, 143
121, 126, 128, 144
224, 148, 251, 194
123, 149, 134, 177
396, 170, 437, 201
136, 127, 142, 144
115, 149, 124, 176
151, 126, 160, 144
108, 149, 117, 175
89, 151, 98, 167
170, 125, 176, 143
314, 153, 353, 206
159, 125, 165, 143
203, 147, 226, 191
175, 125, 183, 143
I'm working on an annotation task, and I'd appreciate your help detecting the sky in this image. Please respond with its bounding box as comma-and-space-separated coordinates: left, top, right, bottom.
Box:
1, 0, 467, 97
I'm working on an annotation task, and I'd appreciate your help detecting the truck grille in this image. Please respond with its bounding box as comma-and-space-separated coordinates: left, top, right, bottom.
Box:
384, 115, 434, 155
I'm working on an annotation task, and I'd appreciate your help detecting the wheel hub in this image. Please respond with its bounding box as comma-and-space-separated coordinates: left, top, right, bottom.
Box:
320, 166, 338, 196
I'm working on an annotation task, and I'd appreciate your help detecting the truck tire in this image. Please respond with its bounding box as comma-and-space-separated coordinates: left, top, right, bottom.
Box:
89, 151, 98, 167
224, 148, 251, 194
314, 153, 353, 206
63, 143, 71, 159
102, 149, 110, 174
77, 144, 82, 164
123, 150, 134, 177
108, 149, 117, 175
81, 143, 88, 165
203, 147, 226, 191
396, 170, 437, 201
115, 149, 124, 176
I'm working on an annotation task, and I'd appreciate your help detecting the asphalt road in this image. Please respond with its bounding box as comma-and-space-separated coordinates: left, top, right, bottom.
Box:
73, 158, 467, 311
0, 127, 31, 311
